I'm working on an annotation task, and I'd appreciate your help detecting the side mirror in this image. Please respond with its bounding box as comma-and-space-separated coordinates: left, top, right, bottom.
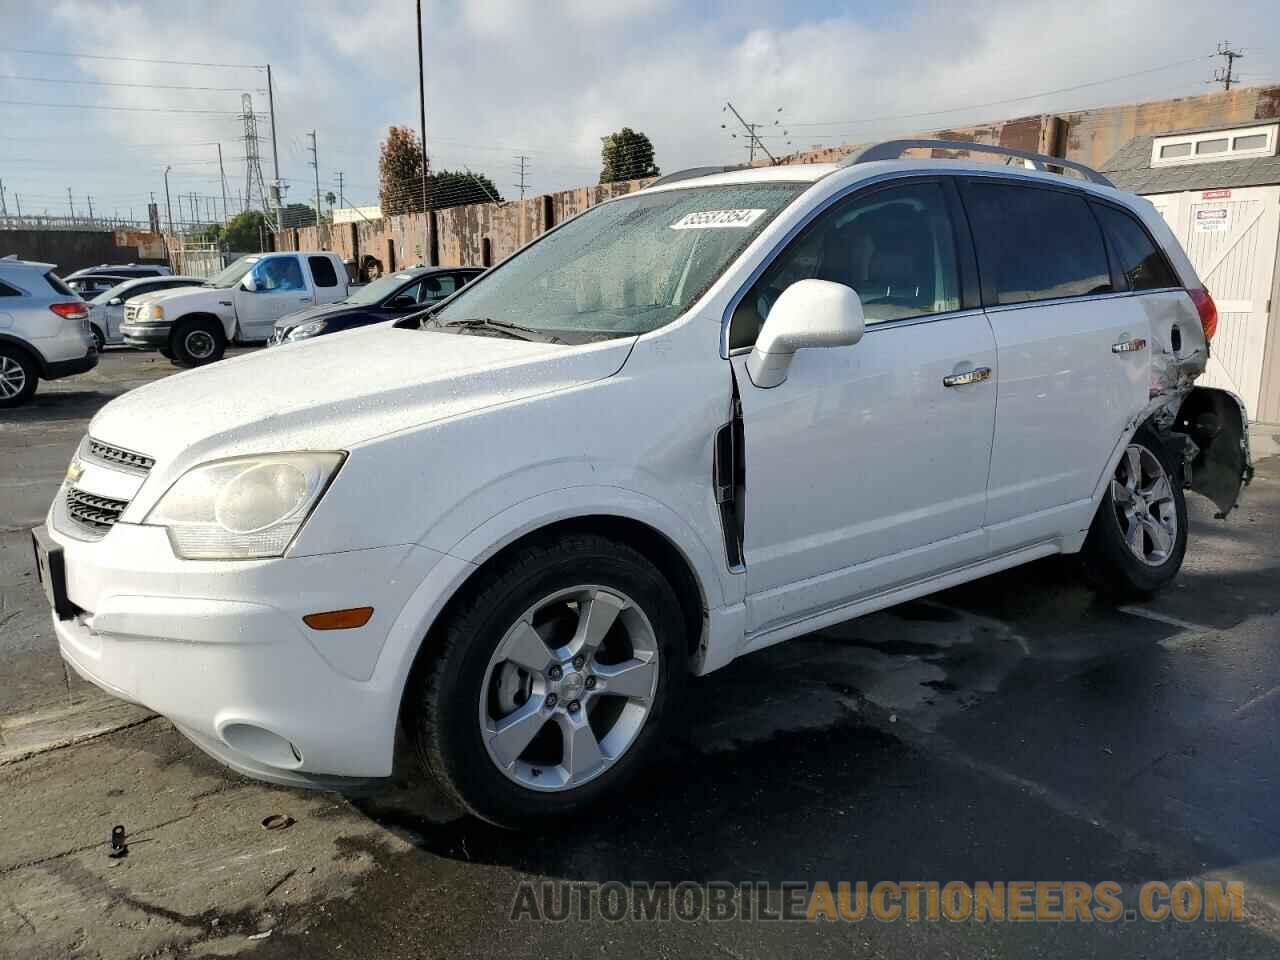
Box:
108, 297, 123, 306
241, 274, 258, 292
745, 279, 865, 388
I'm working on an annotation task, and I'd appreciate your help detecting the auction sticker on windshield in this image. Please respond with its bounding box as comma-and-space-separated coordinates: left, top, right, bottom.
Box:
670, 209, 767, 230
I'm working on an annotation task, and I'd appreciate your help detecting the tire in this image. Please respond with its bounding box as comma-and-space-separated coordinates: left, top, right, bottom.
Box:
1082, 424, 1188, 599
170, 319, 225, 368
0, 345, 38, 408
90, 325, 106, 353
411, 533, 687, 828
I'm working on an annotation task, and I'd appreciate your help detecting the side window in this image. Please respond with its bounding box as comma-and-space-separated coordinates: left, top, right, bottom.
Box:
254, 257, 305, 292
730, 180, 961, 349
0, 280, 21, 297
419, 274, 459, 303
308, 255, 339, 288
963, 182, 1111, 305
1091, 204, 1179, 291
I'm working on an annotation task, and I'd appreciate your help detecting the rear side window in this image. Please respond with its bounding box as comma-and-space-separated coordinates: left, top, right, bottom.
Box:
0, 280, 21, 296
309, 256, 339, 288
45, 272, 77, 297
964, 182, 1112, 306
419, 274, 459, 303
1091, 204, 1178, 291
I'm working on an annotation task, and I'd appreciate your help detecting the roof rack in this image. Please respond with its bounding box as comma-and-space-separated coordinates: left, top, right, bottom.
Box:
849, 139, 1115, 187
647, 165, 747, 188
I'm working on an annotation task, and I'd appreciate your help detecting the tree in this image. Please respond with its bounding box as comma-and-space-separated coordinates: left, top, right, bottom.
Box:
379, 125, 426, 215
425, 169, 502, 209
325, 191, 337, 218
599, 127, 660, 183
221, 210, 268, 251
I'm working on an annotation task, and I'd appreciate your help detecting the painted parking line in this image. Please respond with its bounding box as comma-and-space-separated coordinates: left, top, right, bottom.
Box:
1116, 605, 1212, 632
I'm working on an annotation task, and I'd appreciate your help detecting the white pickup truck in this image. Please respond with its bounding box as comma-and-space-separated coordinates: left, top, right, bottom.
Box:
120, 252, 349, 366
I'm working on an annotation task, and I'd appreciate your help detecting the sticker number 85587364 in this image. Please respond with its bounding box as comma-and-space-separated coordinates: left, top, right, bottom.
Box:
670, 209, 767, 230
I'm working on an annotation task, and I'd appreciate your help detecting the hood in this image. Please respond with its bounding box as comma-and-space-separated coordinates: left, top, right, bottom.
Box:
89, 323, 635, 469
127, 285, 210, 309
274, 301, 360, 331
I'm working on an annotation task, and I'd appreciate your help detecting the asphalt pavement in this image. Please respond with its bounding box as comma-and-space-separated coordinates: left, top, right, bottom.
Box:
2, 350, 1279, 959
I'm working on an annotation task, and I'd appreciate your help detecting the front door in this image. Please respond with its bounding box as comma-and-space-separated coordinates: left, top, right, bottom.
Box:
728, 179, 997, 636
236, 256, 314, 340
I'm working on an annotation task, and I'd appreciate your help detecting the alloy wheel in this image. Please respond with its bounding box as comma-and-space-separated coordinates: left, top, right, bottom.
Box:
479, 585, 660, 792
0, 355, 27, 399
1112, 444, 1178, 566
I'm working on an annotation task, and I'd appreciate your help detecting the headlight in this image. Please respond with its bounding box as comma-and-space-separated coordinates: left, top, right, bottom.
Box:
145, 452, 345, 559
151, 304, 164, 320
286, 319, 328, 340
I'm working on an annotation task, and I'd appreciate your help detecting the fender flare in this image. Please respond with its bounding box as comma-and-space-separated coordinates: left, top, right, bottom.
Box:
0, 332, 47, 376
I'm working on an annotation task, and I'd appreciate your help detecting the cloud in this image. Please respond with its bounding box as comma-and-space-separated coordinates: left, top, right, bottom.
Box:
1, 0, 1275, 216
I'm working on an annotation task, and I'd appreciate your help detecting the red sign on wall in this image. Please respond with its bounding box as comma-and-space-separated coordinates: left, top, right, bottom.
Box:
1202, 189, 1232, 199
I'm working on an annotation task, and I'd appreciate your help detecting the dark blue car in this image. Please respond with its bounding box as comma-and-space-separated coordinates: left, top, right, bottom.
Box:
270, 265, 483, 345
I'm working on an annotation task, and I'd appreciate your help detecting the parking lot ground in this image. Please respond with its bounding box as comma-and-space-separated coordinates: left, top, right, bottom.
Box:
2, 350, 1279, 958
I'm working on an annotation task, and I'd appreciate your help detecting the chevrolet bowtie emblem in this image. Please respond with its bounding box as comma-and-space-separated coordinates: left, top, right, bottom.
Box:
65, 461, 84, 485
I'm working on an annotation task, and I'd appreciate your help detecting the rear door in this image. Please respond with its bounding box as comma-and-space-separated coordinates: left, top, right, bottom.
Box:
960, 179, 1150, 552
308, 255, 345, 305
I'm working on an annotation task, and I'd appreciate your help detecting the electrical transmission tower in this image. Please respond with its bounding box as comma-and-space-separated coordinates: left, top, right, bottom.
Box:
513, 155, 530, 200
1211, 41, 1244, 91
241, 93, 277, 230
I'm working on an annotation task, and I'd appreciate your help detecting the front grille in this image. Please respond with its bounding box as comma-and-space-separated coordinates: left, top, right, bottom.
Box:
65, 487, 129, 531
86, 438, 155, 473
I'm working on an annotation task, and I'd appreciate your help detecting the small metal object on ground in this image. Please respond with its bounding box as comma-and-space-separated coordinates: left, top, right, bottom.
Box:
109, 824, 128, 859
261, 814, 295, 831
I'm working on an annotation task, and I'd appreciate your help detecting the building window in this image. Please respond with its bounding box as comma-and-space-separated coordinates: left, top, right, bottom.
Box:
1151, 124, 1278, 167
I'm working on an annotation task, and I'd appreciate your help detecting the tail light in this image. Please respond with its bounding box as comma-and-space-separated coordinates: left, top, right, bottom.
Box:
49, 302, 89, 321
1188, 288, 1218, 341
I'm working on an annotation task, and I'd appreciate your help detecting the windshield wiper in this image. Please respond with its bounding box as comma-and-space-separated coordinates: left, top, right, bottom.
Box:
431, 317, 563, 344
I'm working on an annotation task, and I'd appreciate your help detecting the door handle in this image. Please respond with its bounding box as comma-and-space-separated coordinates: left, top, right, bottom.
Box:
298, 297, 311, 302
1111, 338, 1147, 353
942, 366, 992, 387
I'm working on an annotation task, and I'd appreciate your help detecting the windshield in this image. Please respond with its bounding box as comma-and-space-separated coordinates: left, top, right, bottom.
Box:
90, 281, 133, 305
345, 272, 419, 306
429, 183, 807, 337
207, 256, 260, 289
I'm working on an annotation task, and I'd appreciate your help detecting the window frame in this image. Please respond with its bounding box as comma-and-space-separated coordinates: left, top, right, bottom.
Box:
0, 279, 23, 297
722, 174, 981, 355
1150, 124, 1278, 167
1087, 199, 1181, 295
956, 177, 1118, 311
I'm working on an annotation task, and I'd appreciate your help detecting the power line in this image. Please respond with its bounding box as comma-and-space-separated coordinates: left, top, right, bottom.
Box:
787, 53, 1216, 129
0, 99, 242, 116
0, 73, 265, 93
0, 47, 264, 69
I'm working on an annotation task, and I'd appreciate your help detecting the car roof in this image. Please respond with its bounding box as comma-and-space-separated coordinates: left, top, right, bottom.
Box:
641, 163, 839, 193
0, 255, 57, 271
110, 275, 202, 289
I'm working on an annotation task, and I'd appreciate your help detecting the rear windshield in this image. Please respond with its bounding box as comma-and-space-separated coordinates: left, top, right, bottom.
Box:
45, 272, 77, 297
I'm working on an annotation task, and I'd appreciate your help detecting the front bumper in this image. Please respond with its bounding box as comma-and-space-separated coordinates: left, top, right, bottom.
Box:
44, 514, 446, 785
119, 323, 170, 348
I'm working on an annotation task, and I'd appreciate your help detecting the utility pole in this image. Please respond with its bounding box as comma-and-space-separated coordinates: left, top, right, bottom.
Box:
266, 64, 281, 220
177, 193, 185, 229
513, 155, 530, 200
722, 102, 782, 165
0, 179, 7, 218
67, 187, 75, 221
307, 130, 322, 235
163, 167, 173, 233
86, 195, 94, 224
1211, 41, 1244, 91
14, 194, 20, 220
416, 0, 430, 220
336, 171, 345, 208
217, 143, 230, 226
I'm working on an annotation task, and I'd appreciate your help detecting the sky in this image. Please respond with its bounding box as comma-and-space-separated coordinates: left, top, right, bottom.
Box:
0, 0, 1277, 225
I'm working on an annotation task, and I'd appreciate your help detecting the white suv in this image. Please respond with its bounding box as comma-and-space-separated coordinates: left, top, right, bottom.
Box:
33, 142, 1252, 826
0, 256, 97, 407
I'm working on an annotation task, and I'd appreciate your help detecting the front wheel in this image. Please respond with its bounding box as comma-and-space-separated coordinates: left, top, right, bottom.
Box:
1082, 425, 1188, 598
411, 534, 687, 828
170, 319, 225, 367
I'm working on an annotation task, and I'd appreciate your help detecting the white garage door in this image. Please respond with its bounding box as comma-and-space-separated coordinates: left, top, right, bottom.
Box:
1148, 186, 1279, 417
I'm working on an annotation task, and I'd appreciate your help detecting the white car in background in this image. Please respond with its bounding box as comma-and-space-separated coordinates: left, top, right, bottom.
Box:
34, 141, 1252, 828
86, 275, 203, 350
